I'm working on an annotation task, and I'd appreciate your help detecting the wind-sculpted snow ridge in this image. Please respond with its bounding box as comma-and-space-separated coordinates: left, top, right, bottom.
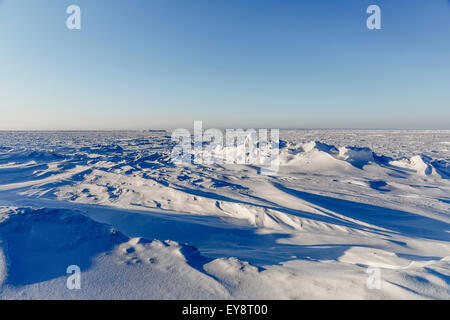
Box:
0, 130, 449, 299
278, 140, 450, 179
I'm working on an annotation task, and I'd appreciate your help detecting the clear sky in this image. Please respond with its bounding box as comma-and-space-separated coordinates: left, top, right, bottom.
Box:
0, 0, 449, 130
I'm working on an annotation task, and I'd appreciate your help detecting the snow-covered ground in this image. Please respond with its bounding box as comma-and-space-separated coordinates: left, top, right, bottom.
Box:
0, 130, 449, 299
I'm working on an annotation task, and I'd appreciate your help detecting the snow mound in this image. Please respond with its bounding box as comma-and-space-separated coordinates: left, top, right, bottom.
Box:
337, 146, 375, 169
278, 141, 369, 172
430, 159, 450, 179
0, 206, 226, 299
338, 247, 413, 269
390, 155, 436, 176
0, 206, 127, 286
301, 141, 338, 154
116, 237, 205, 271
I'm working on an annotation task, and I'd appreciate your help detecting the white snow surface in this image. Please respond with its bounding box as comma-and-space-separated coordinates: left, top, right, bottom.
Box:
0, 130, 449, 299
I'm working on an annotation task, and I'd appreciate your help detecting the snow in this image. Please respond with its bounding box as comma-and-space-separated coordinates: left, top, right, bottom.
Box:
0, 130, 449, 299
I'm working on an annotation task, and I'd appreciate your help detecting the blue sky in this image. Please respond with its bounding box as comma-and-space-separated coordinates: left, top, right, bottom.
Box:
0, 0, 449, 130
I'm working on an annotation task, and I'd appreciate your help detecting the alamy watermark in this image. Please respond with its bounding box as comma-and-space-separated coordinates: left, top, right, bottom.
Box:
366, 5, 381, 30
66, 265, 81, 290
66, 5, 81, 30
366, 266, 382, 290
171, 121, 280, 174
65, 4, 381, 31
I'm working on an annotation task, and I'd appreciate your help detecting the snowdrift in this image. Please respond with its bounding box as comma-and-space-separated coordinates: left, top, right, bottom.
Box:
0, 131, 449, 299
198, 136, 449, 179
